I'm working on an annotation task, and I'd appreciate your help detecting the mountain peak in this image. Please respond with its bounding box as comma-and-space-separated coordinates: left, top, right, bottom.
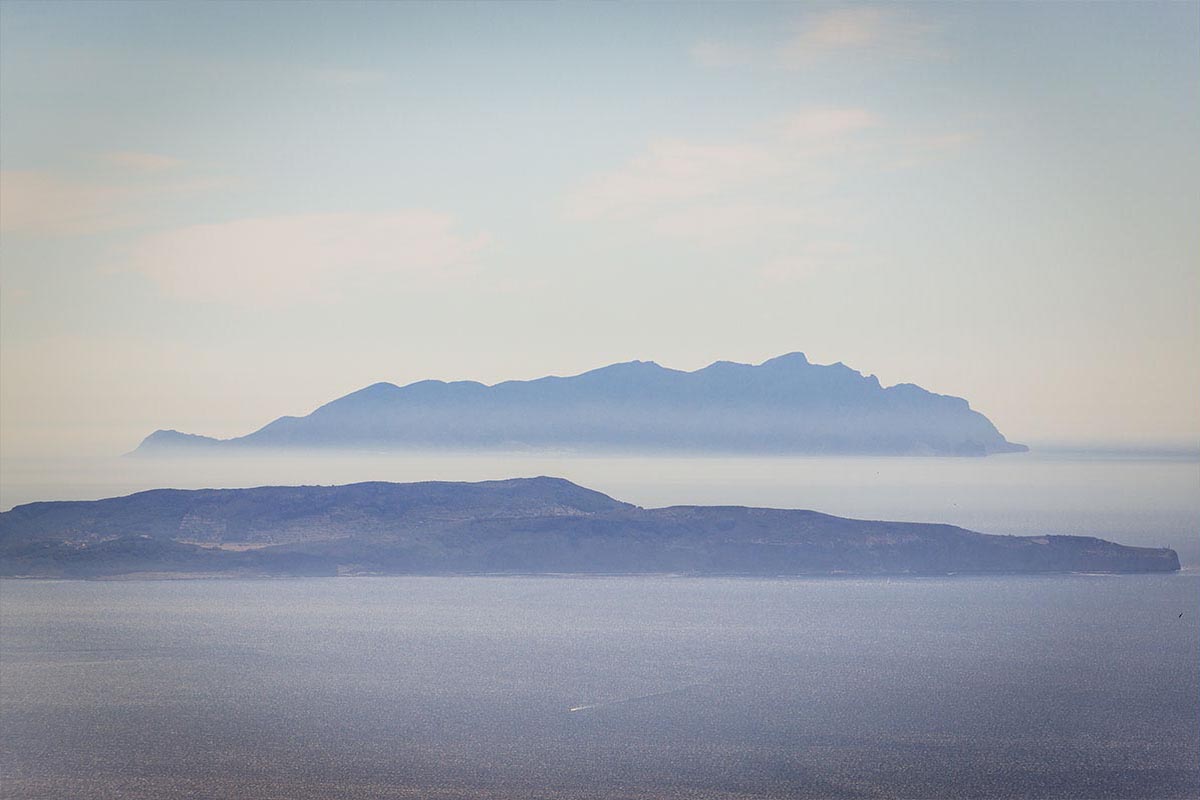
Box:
603, 359, 664, 371
760, 352, 810, 367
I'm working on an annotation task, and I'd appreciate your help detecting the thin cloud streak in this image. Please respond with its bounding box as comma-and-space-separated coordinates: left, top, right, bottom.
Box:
692, 6, 944, 70
0, 168, 232, 237
566, 108, 879, 221
126, 211, 490, 308
563, 107, 883, 244
781, 108, 878, 140
565, 141, 775, 221
0, 171, 139, 236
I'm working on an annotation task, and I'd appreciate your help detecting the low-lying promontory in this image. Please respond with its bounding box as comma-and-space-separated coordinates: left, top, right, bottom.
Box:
0, 477, 1178, 578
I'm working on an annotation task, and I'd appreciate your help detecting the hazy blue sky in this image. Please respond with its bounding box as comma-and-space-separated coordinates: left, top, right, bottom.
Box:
1, 1, 1197, 457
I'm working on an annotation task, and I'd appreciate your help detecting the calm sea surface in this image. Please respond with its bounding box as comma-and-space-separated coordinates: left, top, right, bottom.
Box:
1, 575, 1197, 799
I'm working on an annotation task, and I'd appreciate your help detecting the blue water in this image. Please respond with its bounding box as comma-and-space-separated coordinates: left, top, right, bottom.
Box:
2, 575, 1197, 799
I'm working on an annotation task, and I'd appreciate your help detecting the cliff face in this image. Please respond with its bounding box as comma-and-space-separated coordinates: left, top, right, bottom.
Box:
0, 478, 1176, 578
133, 353, 1027, 457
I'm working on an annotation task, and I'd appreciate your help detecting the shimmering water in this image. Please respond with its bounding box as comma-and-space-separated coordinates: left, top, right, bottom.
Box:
2, 575, 1197, 799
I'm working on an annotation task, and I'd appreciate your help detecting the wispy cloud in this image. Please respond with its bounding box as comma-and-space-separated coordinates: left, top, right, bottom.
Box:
566, 141, 775, 221
0, 171, 139, 235
1, 155, 226, 236
782, 7, 939, 63
564, 103, 968, 283
693, 6, 943, 70
0, 171, 170, 236
564, 106, 879, 233
126, 211, 489, 308
781, 108, 878, 140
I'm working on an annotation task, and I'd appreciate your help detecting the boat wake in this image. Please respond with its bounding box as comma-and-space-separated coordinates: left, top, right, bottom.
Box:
567, 682, 708, 713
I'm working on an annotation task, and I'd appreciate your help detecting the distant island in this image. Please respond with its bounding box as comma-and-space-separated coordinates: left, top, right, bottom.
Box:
0, 477, 1176, 578
132, 353, 1027, 457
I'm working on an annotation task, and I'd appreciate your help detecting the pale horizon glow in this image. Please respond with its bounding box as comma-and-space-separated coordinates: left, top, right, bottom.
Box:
1, 1, 1197, 458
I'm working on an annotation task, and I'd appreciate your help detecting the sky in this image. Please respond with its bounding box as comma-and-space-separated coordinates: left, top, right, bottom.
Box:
1, 1, 1197, 458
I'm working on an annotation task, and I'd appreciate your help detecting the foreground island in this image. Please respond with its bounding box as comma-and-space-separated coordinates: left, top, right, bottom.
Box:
0, 477, 1178, 578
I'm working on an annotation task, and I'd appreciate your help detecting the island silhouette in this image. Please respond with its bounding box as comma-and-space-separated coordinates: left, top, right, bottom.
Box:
133, 353, 1027, 457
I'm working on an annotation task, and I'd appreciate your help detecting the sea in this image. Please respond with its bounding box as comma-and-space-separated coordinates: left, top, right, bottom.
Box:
1, 449, 1198, 799
2, 575, 1197, 799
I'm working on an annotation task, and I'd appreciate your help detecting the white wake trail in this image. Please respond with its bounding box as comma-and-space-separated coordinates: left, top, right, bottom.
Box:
567, 682, 707, 713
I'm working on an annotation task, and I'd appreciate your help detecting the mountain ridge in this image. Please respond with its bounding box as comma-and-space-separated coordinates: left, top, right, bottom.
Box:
133, 353, 1027, 457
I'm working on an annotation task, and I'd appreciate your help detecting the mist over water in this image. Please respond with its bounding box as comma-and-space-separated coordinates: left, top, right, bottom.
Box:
3, 452, 1197, 797
2, 575, 1197, 799
2, 449, 1197, 566
2, 2, 1195, 797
